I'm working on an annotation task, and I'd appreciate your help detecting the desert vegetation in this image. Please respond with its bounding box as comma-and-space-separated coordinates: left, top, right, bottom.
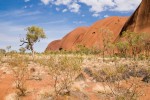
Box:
20, 26, 46, 59
0, 38, 150, 100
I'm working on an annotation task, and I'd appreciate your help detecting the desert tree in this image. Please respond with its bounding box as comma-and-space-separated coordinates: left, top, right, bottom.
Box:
19, 47, 26, 54
141, 33, 150, 58
6, 45, 11, 53
122, 31, 144, 60
0, 49, 6, 62
116, 40, 129, 58
99, 28, 113, 61
0, 49, 6, 54
20, 26, 46, 59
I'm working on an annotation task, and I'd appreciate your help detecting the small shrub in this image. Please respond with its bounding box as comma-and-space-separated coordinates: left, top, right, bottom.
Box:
47, 56, 83, 98
8, 57, 28, 96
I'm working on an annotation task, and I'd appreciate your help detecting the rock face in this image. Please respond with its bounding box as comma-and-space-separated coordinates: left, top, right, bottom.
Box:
60, 27, 89, 50
45, 27, 89, 51
46, 40, 61, 51
80, 16, 128, 49
46, 0, 150, 51
46, 17, 127, 51
120, 0, 150, 35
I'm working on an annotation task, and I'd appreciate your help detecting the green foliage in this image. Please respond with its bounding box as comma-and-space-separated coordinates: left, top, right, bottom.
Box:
140, 33, 150, 58
20, 26, 46, 59
118, 31, 150, 59
123, 31, 143, 48
76, 45, 91, 55
116, 65, 127, 74
116, 41, 129, 57
24, 26, 46, 50
76, 45, 101, 55
19, 47, 26, 53
47, 56, 83, 97
0, 49, 6, 54
99, 28, 114, 61
26, 26, 46, 43
8, 56, 28, 96
10, 50, 17, 53
6, 45, 11, 52
116, 41, 129, 51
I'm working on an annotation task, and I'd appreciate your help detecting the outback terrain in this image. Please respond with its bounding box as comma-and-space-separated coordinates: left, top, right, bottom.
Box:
0, 54, 150, 100
0, 0, 150, 100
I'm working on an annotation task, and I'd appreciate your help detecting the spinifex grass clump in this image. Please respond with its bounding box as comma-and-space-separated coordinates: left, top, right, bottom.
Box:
8, 56, 29, 96
47, 56, 83, 98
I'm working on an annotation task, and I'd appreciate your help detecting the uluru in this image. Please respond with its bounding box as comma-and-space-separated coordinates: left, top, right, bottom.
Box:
120, 0, 150, 35
46, 0, 149, 52
46, 17, 128, 51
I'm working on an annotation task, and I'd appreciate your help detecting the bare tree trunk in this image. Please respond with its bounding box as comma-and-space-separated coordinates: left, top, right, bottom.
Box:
103, 50, 105, 62
32, 50, 35, 60
30, 45, 34, 60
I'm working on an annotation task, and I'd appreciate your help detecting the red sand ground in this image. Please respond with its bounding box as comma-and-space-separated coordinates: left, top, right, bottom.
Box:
0, 69, 150, 100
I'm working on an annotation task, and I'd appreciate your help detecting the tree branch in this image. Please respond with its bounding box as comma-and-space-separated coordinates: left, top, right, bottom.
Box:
20, 38, 28, 46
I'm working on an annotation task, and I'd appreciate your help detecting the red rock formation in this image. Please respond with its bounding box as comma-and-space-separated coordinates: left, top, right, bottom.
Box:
45, 27, 89, 51
120, 0, 150, 35
45, 40, 61, 51
60, 27, 89, 50
45, 17, 128, 51
46, 17, 127, 50
80, 16, 128, 49
46, 0, 150, 52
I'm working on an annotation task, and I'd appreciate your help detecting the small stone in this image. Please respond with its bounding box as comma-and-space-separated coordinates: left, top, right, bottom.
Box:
142, 75, 150, 83
84, 67, 93, 77
30, 68, 36, 73
75, 73, 86, 82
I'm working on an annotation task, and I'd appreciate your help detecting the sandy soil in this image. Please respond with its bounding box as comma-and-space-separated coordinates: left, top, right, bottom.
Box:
0, 55, 150, 100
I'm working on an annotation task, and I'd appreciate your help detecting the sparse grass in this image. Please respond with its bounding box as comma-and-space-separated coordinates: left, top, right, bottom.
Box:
8, 56, 29, 96
0, 52, 149, 99
47, 56, 83, 98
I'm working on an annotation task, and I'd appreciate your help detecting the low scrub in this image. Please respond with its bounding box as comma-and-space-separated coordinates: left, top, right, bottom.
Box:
47, 56, 83, 98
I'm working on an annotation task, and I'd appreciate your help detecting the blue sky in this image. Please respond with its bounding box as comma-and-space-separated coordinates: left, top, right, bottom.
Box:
0, 0, 142, 52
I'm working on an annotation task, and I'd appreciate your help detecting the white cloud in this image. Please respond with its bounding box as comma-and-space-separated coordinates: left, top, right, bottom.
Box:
36, 19, 66, 25
0, 10, 41, 18
62, 9, 67, 13
53, 0, 80, 13
40, 0, 142, 17
79, 0, 115, 13
112, 0, 142, 12
24, 6, 27, 8
92, 13, 99, 17
24, 5, 33, 9
40, 0, 80, 13
82, 14, 85, 17
79, 0, 141, 13
54, 0, 72, 5
68, 3, 80, 13
56, 7, 60, 11
41, 0, 51, 5
24, 0, 30, 2
104, 15, 109, 18
73, 21, 85, 24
